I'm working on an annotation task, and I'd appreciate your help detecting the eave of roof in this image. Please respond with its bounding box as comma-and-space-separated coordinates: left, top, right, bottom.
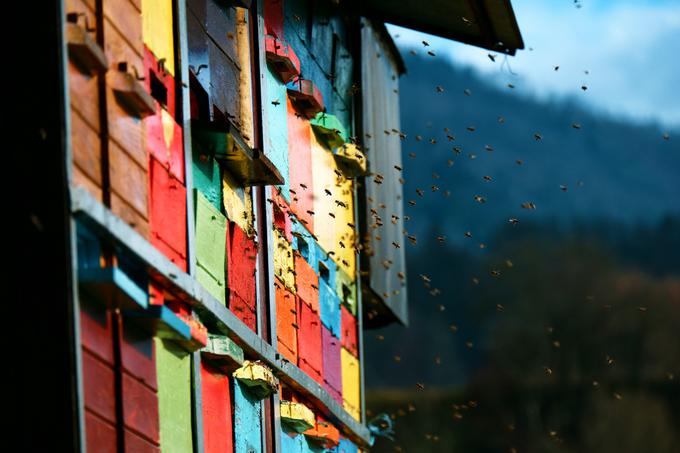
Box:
360, 0, 524, 56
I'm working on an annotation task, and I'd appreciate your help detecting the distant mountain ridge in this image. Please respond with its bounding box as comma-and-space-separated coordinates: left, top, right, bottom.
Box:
396, 54, 680, 247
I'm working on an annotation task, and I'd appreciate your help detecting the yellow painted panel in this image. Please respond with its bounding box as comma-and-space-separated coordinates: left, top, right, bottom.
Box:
310, 133, 356, 278
341, 347, 360, 421
222, 169, 254, 234
273, 228, 295, 292
141, 0, 175, 76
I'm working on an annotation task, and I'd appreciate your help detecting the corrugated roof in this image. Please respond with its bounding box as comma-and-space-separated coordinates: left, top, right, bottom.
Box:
361, 0, 524, 55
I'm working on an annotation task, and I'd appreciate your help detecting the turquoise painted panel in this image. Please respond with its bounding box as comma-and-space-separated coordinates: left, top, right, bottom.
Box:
192, 146, 222, 210
319, 279, 341, 338
264, 65, 290, 201
234, 380, 262, 453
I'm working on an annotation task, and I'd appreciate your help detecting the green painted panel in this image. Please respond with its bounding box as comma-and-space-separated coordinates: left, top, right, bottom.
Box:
336, 266, 357, 315
192, 147, 222, 210
197, 262, 226, 305
156, 338, 193, 453
194, 189, 227, 286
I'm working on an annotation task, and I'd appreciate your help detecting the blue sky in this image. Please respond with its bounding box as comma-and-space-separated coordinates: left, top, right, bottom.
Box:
388, 0, 680, 129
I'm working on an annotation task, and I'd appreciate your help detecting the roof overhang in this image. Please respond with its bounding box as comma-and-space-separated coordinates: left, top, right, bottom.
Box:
360, 0, 524, 55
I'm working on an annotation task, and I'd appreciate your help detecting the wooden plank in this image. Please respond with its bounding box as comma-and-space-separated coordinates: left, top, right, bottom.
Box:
121, 371, 160, 443
110, 191, 150, 238
103, 0, 144, 58
68, 61, 100, 132
298, 299, 322, 382
319, 279, 340, 338
236, 7, 254, 148
80, 298, 114, 364
223, 169, 253, 234
340, 348, 360, 421
230, 292, 257, 332
201, 362, 234, 453
322, 326, 342, 405
144, 104, 184, 182
156, 339, 193, 453
72, 164, 103, 207
294, 253, 318, 313
192, 151, 222, 211
275, 279, 298, 364
227, 222, 257, 305
81, 349, 116, 422
340, 306, 357, 357
84, 411, 117, 453
263, 65, 289, 198
273, 228, 295, 292
120, 318, 158, 390
109, 141, 149, 219
205, 0, 239, 64
124, 429, 161, 453
71, 110, 102, 186
141, 0, 175, 76
149, 156, 187, 261
233, 379, 263, 453
286, 97, 314, 230
360, 19, 408, 325
208, 39, 242, 120
194, 189, 227, 284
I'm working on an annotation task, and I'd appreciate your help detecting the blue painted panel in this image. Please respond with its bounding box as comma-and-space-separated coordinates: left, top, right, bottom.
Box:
336, 438, 358, 453
264, 65, 290, 201
76, 222, 101, 270
291, 221, 337, 285
319, 279, 341, 337
280, 431, 305, 453
234, 380, 263, 453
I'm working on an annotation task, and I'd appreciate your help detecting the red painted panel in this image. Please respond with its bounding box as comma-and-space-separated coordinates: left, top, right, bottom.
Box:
322, 326, 342, 397
226, 222, 257, 306
299, 358, 323, 385
294, 252, 318, 312
119, 319, 157, 390
125, 429, 161, 453
85, 411, 117, 453
80, 299, 115, 364
340, 306, 358, 357
230, 292, 257, 332
150, 235, 187, 271
122, 371, 160, 444
298, 298, 322, 381
149, 155, 187, 265
145, 104, 185, 183
263, 0, 284, 39
82, 349, 117, 423
149, 283, 164, 306
286, 97, 314, 231
272, 192, 293, 241
275, 279, 297, 363
201, 362, 234, 453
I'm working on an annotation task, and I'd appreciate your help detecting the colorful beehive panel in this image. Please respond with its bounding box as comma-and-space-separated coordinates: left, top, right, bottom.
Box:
341, 348, 361, 421
233, 379, 263, 453
67, 0, 377, 450
322, 326, 343, 404
298, 297, 323, 384
195, 190, 227, 304
275, 279, 298, 364
201, 362, 235, 453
